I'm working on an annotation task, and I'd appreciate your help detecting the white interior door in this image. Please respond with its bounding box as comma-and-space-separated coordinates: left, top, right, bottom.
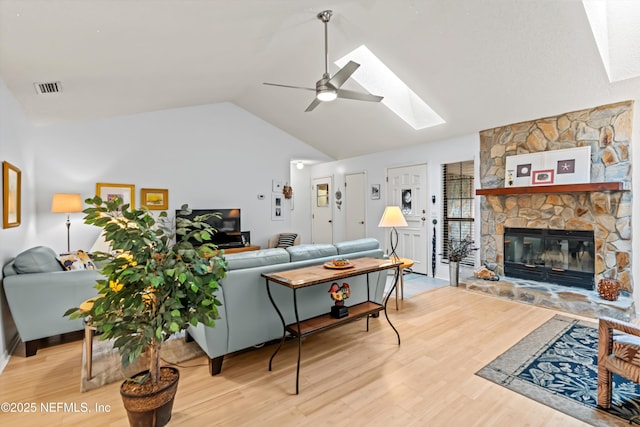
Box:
311, 176, 333, 244
386, 164, 428, 274
345, 172, 366, 240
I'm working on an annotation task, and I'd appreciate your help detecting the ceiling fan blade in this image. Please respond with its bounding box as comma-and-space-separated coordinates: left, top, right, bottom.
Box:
263, 82, 316, 92
336, 89, 383, 102
305, 97, 322, 112
328, 61, 360, 89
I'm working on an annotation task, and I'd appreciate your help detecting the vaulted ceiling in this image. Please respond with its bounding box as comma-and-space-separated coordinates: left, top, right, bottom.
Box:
1, 0, 638, 160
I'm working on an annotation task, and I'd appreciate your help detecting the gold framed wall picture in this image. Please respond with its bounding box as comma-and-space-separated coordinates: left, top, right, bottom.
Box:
2, 161, 21, 228
96, 183, 135, 210
141, 188, 168, 210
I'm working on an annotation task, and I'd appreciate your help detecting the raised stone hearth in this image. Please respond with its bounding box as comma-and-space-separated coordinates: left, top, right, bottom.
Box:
462, 276, 634, 321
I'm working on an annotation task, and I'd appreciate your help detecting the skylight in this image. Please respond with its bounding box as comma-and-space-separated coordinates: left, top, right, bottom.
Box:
335, 45, 445, 130
583, 0, 640, 83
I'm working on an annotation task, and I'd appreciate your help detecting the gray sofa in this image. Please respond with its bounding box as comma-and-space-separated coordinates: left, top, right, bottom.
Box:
2, 246, 102, 356
187, 238, 388, 375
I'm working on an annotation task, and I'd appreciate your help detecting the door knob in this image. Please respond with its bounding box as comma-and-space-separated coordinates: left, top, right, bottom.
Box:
328, 220, 332, 223
359, 221, 364, 224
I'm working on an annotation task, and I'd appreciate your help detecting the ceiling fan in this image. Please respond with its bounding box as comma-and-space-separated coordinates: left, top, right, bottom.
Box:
263, 10, 383, 112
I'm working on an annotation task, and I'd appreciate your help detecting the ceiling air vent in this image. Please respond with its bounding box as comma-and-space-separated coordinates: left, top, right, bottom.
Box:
34, 81, 62, 95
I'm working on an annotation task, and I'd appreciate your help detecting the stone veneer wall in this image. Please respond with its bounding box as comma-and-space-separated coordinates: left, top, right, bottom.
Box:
478, 101, 633, 292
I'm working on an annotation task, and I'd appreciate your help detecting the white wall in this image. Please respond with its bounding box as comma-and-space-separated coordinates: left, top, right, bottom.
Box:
310, 133, 481, 281
0, 78, 37, 372
29, 102, 331, 253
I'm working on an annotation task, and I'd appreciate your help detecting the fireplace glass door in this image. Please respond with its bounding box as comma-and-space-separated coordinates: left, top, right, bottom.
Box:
504, 227, 595, 290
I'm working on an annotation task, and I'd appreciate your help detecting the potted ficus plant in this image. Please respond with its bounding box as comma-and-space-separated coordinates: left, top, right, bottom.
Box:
66, 197, 227, 427
446, 237, 477, 287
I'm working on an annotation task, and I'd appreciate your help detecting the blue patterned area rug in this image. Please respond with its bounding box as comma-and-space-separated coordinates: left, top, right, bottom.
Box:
476, 315, 640, 427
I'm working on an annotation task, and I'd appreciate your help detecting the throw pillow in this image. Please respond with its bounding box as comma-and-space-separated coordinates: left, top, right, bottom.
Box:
13, 246, 64, 274
58, 250, 97, 271
276, 233, 298, 248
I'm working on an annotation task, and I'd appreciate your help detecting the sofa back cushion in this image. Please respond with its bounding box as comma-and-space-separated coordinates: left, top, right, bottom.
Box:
12, 246, 64, 274
286, 244, 337, 261
335, 238, 380, 255
225, 248, 290, 271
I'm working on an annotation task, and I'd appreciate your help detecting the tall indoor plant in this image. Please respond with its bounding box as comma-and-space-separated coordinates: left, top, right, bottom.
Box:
66, 197, 227, 426
447, 237, 477, 287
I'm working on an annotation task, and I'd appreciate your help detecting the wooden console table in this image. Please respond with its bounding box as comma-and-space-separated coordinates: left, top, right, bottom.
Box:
262, 257, 401, 394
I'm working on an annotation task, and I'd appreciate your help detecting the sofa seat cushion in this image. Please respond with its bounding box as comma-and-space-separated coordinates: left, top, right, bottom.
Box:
286, 244, 337, 262
335, 238, 380, 255
225, 248, 290, 271
13, 246, 64, 274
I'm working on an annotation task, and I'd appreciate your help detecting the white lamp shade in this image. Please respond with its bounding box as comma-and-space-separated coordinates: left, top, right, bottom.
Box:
378, 206, 408, 228
51, 193, 83, 213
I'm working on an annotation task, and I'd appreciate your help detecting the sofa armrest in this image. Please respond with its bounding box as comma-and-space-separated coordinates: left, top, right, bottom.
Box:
3, 269, 103, 341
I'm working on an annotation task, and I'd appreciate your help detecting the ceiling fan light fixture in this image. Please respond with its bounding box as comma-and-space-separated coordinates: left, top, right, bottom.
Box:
316, 88, 337, 102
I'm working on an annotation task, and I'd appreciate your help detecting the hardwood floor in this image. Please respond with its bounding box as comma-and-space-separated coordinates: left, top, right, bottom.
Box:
0, 287, 592, 426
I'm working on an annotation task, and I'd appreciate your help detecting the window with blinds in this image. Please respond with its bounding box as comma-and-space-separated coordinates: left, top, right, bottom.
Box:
441, 161, 475, 266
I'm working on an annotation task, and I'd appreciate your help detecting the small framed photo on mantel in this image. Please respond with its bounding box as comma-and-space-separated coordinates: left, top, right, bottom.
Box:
531, 169, 555, 185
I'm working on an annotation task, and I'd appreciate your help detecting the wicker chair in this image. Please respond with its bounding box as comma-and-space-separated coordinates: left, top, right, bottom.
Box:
597, 316, 640, 408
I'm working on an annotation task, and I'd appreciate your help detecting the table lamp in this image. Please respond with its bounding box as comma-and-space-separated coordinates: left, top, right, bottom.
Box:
51, 193, 83, 252
378, 206, 408, 260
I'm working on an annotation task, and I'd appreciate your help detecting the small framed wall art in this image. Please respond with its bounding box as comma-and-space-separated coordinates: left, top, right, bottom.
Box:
2, 161, 21, 228
371, 184, 380, 200
272, 194, 284, 220
96, 183, 135, 210
531, 169, 555, 185
141, 188, 168, 210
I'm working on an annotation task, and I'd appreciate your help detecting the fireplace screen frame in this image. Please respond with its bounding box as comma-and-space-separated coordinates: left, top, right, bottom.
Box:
503, 227, 595, 290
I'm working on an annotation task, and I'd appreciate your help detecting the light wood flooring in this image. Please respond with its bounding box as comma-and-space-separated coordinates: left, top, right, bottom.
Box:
0, 286, 594, 426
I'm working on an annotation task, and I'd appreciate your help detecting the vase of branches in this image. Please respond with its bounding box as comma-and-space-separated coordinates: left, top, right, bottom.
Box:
447, 237, 477, 287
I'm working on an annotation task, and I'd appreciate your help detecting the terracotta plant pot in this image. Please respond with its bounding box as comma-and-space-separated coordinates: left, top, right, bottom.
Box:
120, 366, 179, 427
597, 278, 621, 301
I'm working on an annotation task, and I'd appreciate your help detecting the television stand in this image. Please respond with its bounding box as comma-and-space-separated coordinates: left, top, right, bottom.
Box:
223, 245, 260, 254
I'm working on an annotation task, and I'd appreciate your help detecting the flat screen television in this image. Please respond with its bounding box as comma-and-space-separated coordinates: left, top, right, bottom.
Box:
175, 208, 243, 248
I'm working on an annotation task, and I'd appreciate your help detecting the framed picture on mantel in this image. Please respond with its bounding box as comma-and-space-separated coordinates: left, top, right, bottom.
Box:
504, 146, 590, 187
532, 169, 555, 185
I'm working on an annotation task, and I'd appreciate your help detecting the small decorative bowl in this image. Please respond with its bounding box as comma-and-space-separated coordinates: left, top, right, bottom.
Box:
332, 259, 349, 267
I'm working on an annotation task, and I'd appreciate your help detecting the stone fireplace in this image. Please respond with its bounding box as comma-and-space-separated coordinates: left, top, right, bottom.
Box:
470, 101, 634, 319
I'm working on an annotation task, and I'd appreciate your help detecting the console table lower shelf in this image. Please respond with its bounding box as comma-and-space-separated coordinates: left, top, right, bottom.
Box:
263, 257, 401, 394
285, 301, 383, 336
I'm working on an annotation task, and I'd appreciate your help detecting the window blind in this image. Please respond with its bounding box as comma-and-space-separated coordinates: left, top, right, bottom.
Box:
441, 161, 476, 266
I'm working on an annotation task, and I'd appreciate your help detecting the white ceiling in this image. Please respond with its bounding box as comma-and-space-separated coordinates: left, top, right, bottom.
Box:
1, 0, 639, 160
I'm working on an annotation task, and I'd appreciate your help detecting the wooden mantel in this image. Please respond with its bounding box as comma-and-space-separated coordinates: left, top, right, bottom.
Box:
476, 182, 626, 196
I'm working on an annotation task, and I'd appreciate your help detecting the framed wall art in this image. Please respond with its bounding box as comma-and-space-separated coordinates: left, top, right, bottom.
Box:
371, 184, 380, 200
96, 183, 135, 210
272, 194, 284, 220
141, 188, 168, 210
532, 169, 555, 185
2, 161, 21, 228
504, 146, 590, 187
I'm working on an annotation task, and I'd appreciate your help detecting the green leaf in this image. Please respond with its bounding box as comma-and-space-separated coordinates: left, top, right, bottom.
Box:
169, 322, 179, 332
